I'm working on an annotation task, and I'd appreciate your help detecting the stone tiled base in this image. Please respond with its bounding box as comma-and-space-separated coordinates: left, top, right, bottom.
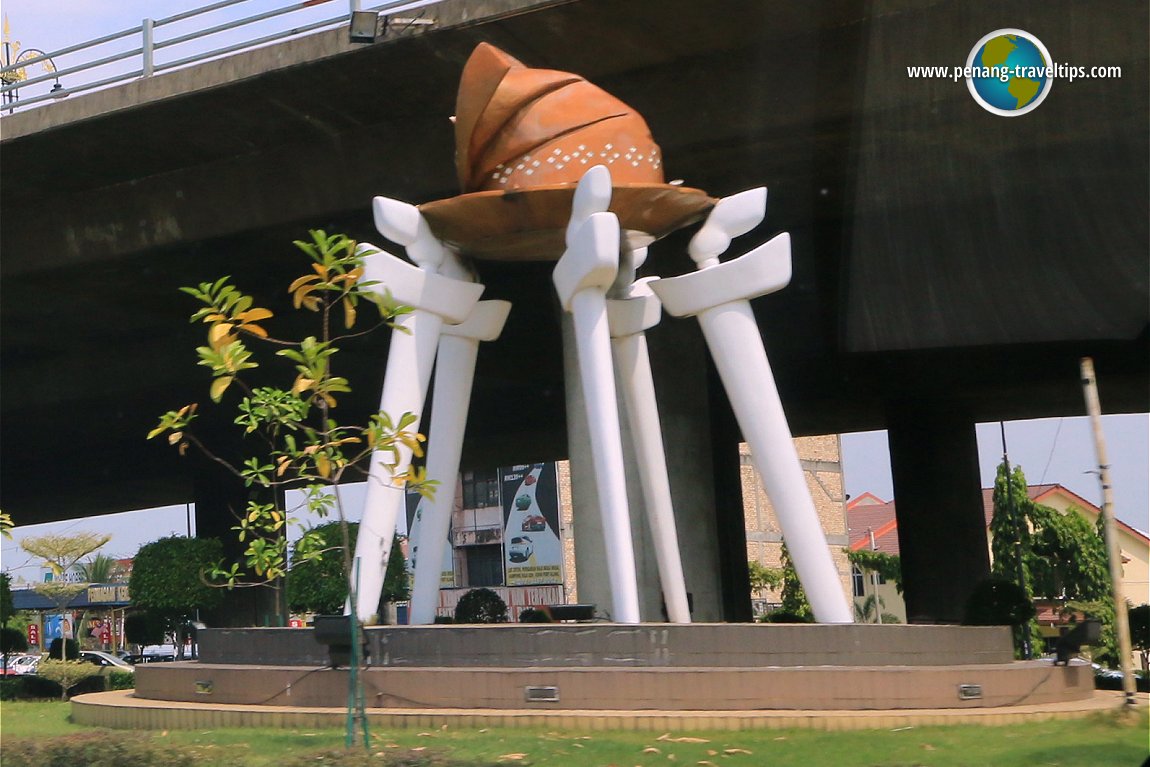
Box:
199, 623, 1015, 668
134, 659, 1095, 711
71, 689, 1138, 731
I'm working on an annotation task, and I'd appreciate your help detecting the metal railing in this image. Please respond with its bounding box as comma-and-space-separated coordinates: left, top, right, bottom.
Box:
0, 0, 438, 112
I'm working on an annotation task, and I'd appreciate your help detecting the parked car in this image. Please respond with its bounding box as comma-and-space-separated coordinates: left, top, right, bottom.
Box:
2, 654, 33, 676
80, 650, 135, 673
7, 654, 40, 676
129, 644, 179, 663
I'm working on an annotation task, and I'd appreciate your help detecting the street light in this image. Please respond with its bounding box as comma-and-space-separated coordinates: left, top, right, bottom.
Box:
1, 43, 66, 107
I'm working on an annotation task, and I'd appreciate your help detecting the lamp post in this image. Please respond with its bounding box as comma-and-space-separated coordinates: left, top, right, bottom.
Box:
1, 43, 64, 108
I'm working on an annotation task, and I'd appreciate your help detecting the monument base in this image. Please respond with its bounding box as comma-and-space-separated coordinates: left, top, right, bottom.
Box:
127, 624, 1094, 712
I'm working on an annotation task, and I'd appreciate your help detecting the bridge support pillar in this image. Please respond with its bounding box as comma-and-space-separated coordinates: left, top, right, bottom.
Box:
887, 401, 990, 624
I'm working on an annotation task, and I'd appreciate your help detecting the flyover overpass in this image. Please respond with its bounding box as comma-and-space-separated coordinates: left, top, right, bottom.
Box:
3, 0, 1146, 623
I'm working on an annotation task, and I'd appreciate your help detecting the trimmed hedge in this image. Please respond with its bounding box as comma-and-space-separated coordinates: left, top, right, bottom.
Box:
453, 588, 508, 624
2, 731, 195, 767
109, 670, 136, 690
0, 672, 112, 700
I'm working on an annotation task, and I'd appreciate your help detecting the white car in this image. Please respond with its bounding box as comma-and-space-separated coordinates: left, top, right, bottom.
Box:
80, 650, 135, 673
6, 654, 39, 675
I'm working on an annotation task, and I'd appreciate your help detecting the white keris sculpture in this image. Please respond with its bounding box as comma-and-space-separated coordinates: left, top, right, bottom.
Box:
349, 43, 852, 625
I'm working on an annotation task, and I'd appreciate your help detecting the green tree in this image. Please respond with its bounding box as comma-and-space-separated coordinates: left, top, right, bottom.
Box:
287, 523, 409, 616
990, 463, 1032, 590
75, 554, 122, 584
148, 231, 431, 616
147, 231, 435, 749
747, 560, 783, 597
1128, 604, 1149, 671
990, 461, 1113, 657
778, 544, 812, 621
20, 533, 110, 660
0, 572, 13, 627
852, 593, 901, 624
130, 536, 225, 655
0, 626, 28, 675
846, 549, 903, 594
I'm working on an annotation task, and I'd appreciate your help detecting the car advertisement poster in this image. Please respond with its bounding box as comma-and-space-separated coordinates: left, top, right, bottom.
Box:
501, 463, 563, 585
404, 486, 457, 587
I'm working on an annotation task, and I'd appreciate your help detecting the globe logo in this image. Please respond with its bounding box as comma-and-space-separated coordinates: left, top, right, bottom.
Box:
966, 29, 1053, 116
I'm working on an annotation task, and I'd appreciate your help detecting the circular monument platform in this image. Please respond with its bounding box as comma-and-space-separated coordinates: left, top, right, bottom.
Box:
122, 624, 1094, 713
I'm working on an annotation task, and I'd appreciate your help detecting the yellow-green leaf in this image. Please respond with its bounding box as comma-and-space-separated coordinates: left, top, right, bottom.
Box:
342, 297, 356, 329
210, 375, 233, 402
288, 274, 321, 293
236, 308, 273, 322
209, 323, 236, 349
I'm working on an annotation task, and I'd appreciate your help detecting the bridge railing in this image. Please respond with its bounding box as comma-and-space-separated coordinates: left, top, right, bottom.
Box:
0, 0, 437, 112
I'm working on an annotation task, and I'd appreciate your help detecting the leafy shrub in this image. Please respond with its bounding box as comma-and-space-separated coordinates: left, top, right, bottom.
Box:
1, 625, 29, 654
761, 610, 813, 623
453, 588, 508, 624
0, 678, 18, 700
108, 670, 136, 690
36, 659, 101, 699
16, 673, 66, 699
2, 731, 195, 767
432, 615, 455, 624
518, 607, 552, 623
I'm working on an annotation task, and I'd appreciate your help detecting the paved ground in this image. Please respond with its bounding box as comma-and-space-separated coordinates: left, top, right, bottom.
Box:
71, 689, 1144, 732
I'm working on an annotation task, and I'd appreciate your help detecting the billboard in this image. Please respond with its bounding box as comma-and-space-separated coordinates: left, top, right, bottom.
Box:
501, 463, 563, 586
405, 485, 456, 587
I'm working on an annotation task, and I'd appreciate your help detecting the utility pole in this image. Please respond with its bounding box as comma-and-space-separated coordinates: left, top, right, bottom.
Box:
1000, 422, 1031, 659
1079, 357, 1136, 707
868, 528, 882, 625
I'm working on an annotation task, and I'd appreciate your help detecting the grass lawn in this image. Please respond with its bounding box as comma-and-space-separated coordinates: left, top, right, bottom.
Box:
0, 700, 1146, 766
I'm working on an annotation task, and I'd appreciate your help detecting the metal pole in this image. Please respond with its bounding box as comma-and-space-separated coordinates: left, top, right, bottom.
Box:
1079, 357, 1137, 706
142, 19, 154, 77
1000, 422, 1032, 659
869, 529, 882, 625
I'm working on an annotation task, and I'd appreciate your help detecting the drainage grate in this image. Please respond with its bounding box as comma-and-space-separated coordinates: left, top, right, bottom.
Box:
524, 685, 560, 703
957, 684, 982, 700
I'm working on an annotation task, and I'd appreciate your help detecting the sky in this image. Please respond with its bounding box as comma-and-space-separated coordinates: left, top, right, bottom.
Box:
2, 2, 1147, 579
840, 415, 1149, 533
